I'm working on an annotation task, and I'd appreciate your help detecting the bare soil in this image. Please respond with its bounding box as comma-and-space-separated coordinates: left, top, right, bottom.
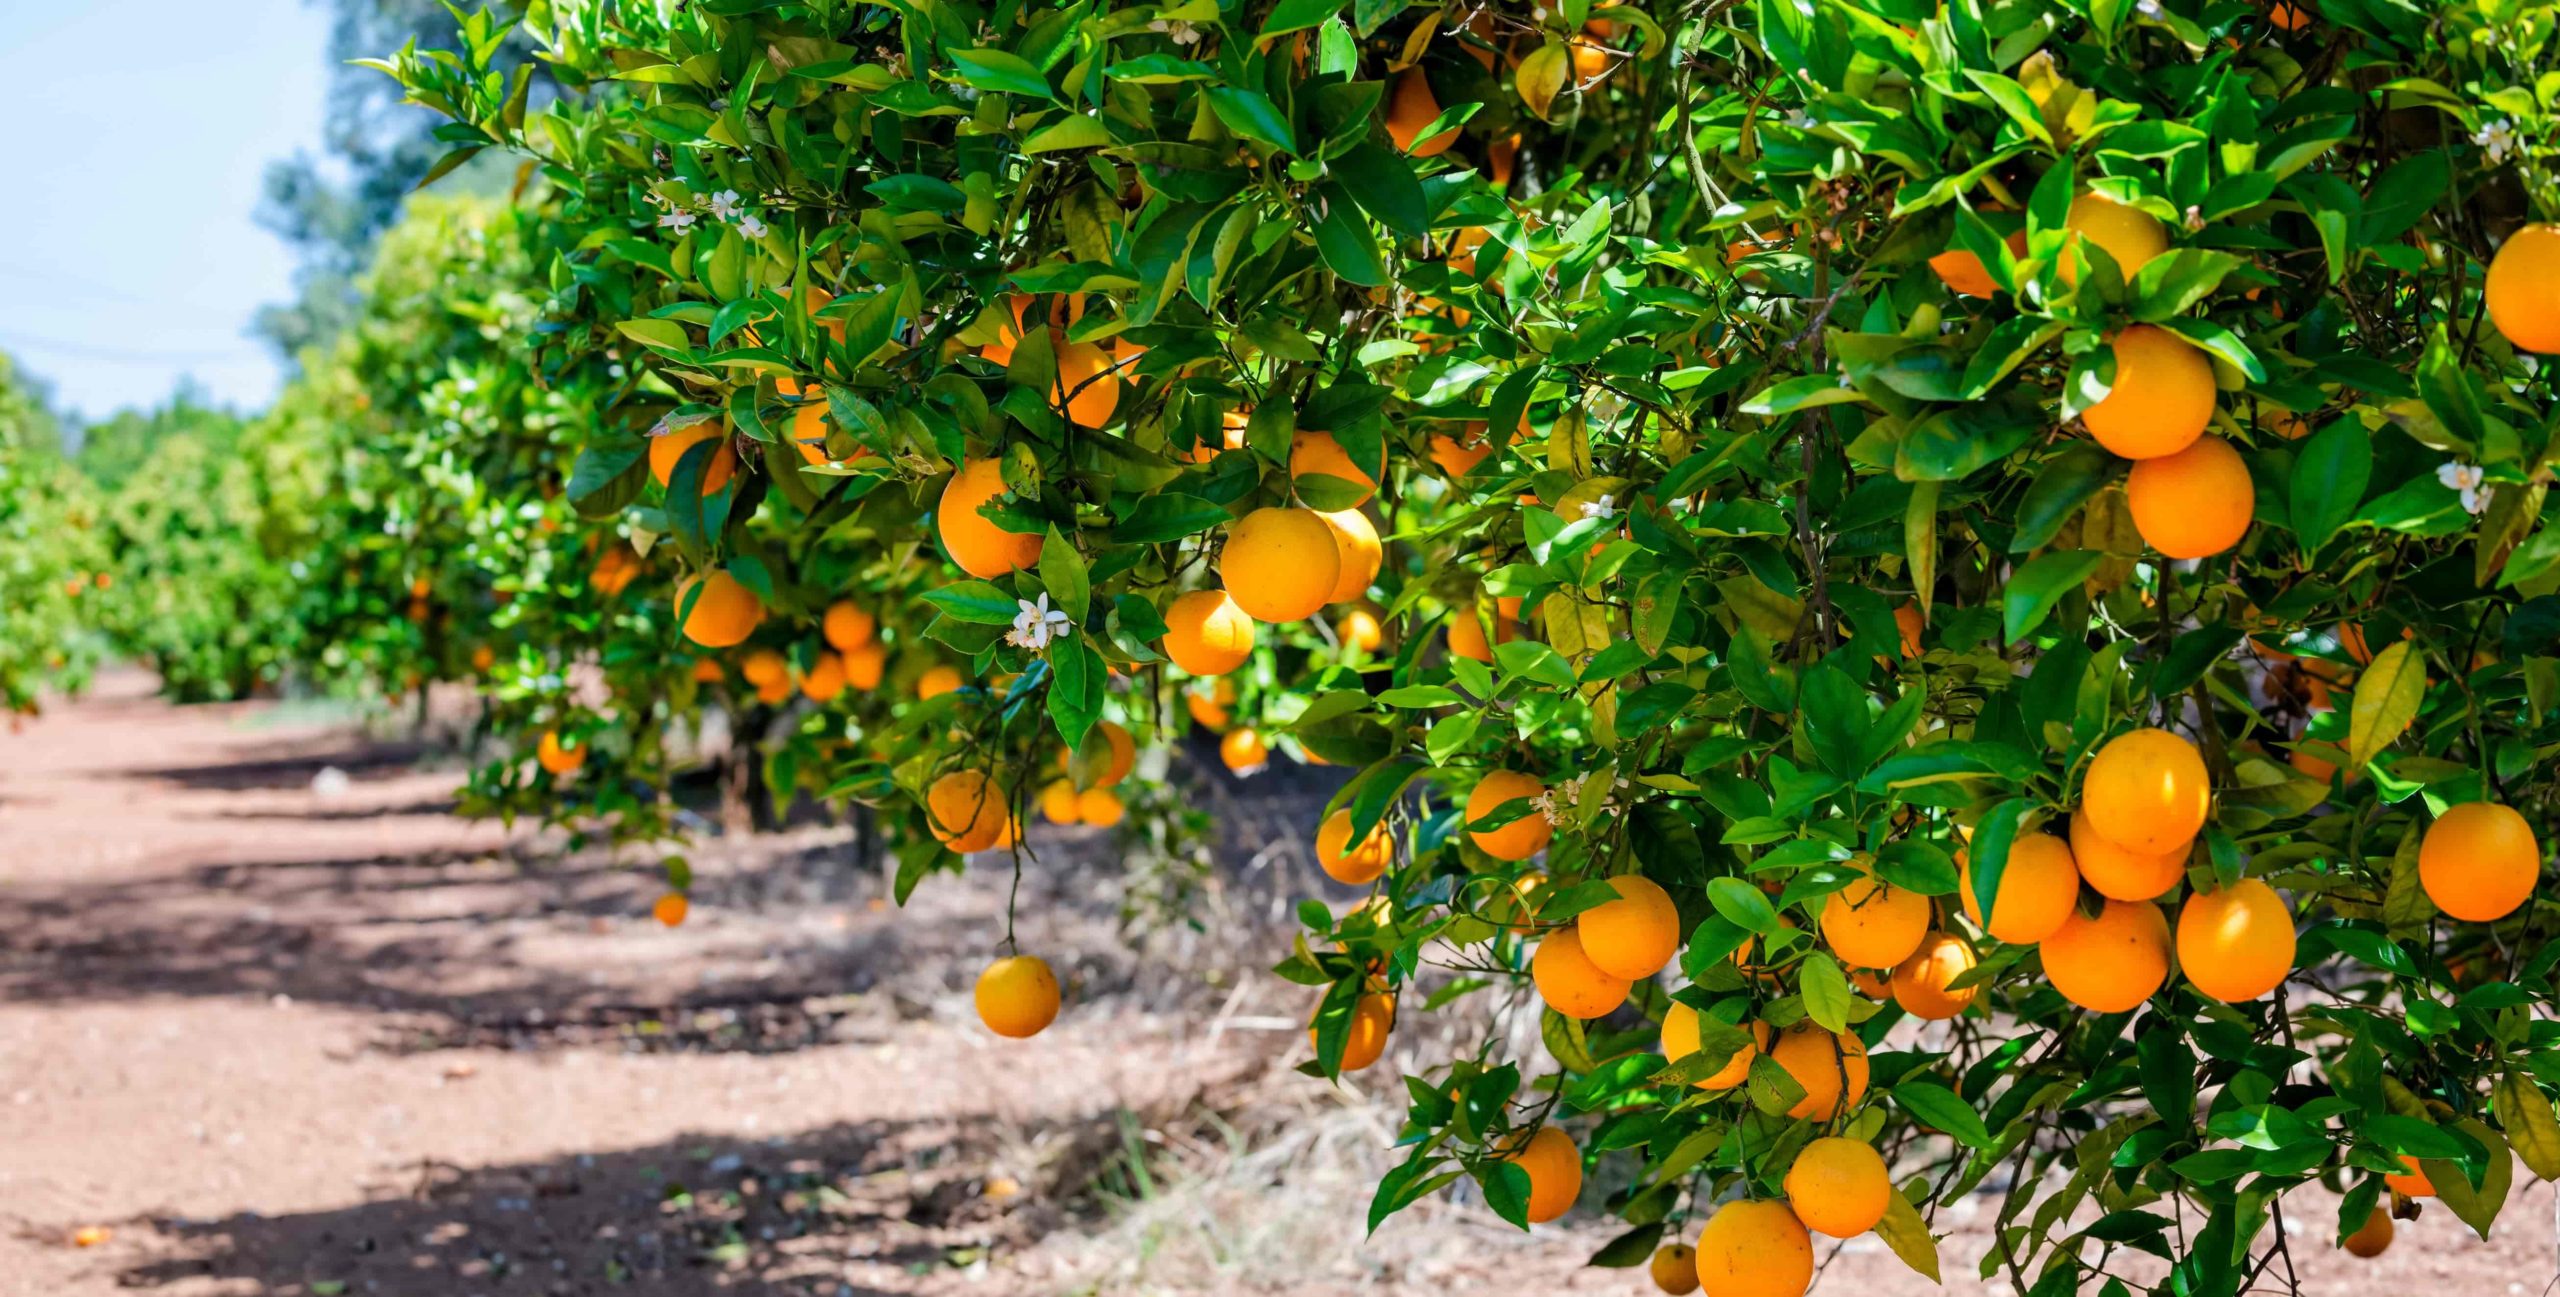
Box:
1, 670, 2550, 1296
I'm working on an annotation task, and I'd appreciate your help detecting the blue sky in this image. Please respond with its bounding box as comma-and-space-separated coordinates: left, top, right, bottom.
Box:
0, 1, 333, 421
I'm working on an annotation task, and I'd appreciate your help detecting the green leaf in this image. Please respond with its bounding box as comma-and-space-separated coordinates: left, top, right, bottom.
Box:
2003, 550, 2101, 644
1039, 529, 1090, 622
2290, 419, 2372, 552
1048, 638, 1104, 751
1741, 374, 1871, 416
567, 438, 649, 519
1261, 0, 1346, 41
1966, 798, 2031, 930
1206, 87, 1297, 153
924, 580, 1022, 624
615, 317, 693, 351
1333, 142, 1428, 239
1895, 1081, 1995, 1148
1110, 493, 1231, 543
2010, 443, 2113, 553
1589, 1222, 1666, 1268
1024, 114, 1112, 152
1312, 183, 1386, 286
1797, 662, 1873, 779
1477, 1159, 1533, 1230
1897, 404, 2038, 482
2347, 639, 2425, 767
2158, 319, 2265, 381
1801, 953, 1853, 1032
947, 48, 1054, 99
1707, 877, 1780, 933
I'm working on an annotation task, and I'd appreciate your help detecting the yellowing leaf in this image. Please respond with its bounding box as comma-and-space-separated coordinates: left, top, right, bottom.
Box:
2348, 639, 2427, 767
1516, 41, 1569, 122
2496, 1069, 2560, 1182
1876, 1186, 1942, 1283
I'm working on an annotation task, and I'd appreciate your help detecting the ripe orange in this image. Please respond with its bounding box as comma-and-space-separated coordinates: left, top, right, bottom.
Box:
2068, 806, 2188, 900
800, 652, 847, 702
1649, 1242, 1700, 1295
1339, 607, 1384, 654
2176, 879, 2295, 1002
536, 730, 585, 776
822, 601, 875, 650
591, 544, 641, 596
975, 954, 1060, 1038
1315, 990, 1395, 1072
1467, 769, 1552, 861
1578, 875, 1680, 979
2083, 325, 2215, 460
1087, 720, 1137, 786
1051, 338, 1121, 428
741, 649, 788, 688
917, 663, 964, 699
1186, 678, 1237, 729
1222, 508, 1341, 622
1848, 964, 1893, 998
1075, 787, 1125, 827
1291, 430, 1380, 507
1889, 930, 1979, 1020
1532, 926, 1632, 1019
2062, 192, 2166, 284
1928, 228, 2030, 298
1162, 589, 1256, 676
2082, 727, 2212, 854
2384, 1153, 2435, 1198
2419, 801, 2540, 921
1819, 872, 1931, 970
1893, 601, 1925, 658
1315, 509, 1382, 604
979, 294, 1032, 364
2042, 898, 2172, 1013
1769, 1024, 1870, 1121
678, 571, 765, 647
1960, 832, 2080, 943
1385, 69, 1458, 157
2127, 436, 2255, 558
842, 640, 885, 690
1784, 1137, 1891, 1238
1429, 421, 1504, 478
2486, 224, 2560, 353
1448, 596, 1523, 662
1502, 1125, 1582, 1223
649, 420, 736, 494
754, 676, 794, 705
1317, 808, 1393, 885
1696, 1199, 1813, 1297
926, 770, 1009, 853
1040, 778, 1082, 825
1220, 727, 1268, 772
938, 457, 1042, 578
2341, 1205, 2393, 1257
1660, 1005, 1765, 1090
652, 891, 688, 927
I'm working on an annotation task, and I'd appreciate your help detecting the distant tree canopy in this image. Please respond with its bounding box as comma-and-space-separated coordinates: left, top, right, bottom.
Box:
254, 0, 547, 359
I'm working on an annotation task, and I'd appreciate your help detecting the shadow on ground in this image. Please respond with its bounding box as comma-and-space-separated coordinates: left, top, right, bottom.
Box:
102, 1105, 1174, 1297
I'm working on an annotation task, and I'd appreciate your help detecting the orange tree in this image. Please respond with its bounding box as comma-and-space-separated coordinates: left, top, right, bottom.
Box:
385, 0, 2560, 1292
0, 351, 104, 714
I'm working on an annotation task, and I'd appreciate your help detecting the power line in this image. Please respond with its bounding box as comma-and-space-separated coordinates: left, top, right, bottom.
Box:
0, 327, 270, 367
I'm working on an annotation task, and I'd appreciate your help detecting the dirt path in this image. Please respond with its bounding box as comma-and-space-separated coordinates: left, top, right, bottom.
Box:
1, 672, 2550, 1296
0, 670, 1311, 1296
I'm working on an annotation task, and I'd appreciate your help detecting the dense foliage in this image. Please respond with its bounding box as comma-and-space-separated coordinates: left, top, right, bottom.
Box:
24, 0, 2560, 1292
